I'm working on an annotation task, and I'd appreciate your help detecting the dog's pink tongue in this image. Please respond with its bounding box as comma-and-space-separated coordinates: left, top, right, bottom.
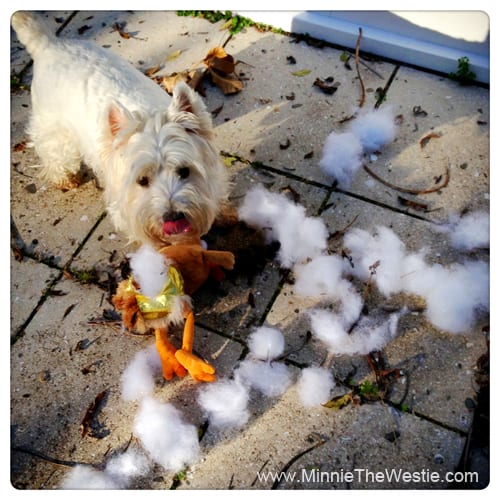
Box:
163, 218, 191, 236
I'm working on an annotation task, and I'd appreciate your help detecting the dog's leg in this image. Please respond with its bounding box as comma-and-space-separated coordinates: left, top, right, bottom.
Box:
28, 114, 83, 190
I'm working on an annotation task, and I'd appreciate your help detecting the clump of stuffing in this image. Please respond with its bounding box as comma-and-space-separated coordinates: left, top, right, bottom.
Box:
343, 225, 490, 334
318, 131, 363, 189
319, 106, 397, 188
133, 397, 200, 472
198, 378, 250, 428
235, 359, 293, 398
238, 184, 328, 268
349, 106, 397, 152
445, 210, 490, 251
129, 244, 168, 297
121, 344, 162, 402
247, 326, 285, 361
296, 366, 335, 407
61, 449, 151, 489
308, 308, 404, 355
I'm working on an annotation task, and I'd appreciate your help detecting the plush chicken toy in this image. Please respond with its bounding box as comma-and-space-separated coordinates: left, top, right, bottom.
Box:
113, 241, 235, 382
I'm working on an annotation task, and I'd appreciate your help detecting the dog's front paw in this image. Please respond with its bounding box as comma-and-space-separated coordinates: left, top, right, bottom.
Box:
174, 349, 216, 383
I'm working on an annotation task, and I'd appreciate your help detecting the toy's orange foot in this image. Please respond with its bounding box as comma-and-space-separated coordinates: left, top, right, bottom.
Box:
174, 349, 216, 383
155, 329, 187, 380
160, 348, 188, 380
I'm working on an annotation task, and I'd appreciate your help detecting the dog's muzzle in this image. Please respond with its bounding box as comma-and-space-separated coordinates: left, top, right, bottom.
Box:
162, 211, 192, 236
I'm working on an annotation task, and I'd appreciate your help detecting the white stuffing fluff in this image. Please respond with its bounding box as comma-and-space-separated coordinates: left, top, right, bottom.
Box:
297, 366, 335, 407
61, 465, 120, 489
343, 225, 490, 334
198, 378, 250, 428
403, 260, 489, 334
446, 211, 490, 251
247, 326, 285, 361
121, 344, 162, 402
343, 226, 408, 296
318, 131, 364, 189
134, 397, 200, 472
238, 185, 328, 268
129, 244, 168, 297
349, 106, 397, 152
294, 254, 344, 297
62, 449, 151, 489
319, 107, 397, 188
308, 308, 403, 355
235, 359, 293, 397
294, 254, 364, 327
104, 448, 152, 485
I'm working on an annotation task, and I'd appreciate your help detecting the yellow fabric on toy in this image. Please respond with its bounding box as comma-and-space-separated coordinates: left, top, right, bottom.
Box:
125, 266, 185, 320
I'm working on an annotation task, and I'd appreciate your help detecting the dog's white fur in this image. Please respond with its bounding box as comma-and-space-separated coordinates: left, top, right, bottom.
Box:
11, 11, 229, 247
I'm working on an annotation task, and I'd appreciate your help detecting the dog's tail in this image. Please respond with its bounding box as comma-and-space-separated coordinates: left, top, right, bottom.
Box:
11, 11, 57, 57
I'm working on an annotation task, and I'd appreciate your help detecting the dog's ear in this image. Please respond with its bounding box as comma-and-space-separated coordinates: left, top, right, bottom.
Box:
168, 82, 214, 138
107, 101, 137, 138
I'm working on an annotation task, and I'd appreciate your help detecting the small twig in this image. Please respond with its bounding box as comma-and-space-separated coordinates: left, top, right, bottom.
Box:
271, 435, 328, 489
343, 50, 384, 79
374, 64, 399, 109
12, 445, 101, 470
363, 162, 450, 195
328, 214, 359, 241
355, 28, 366, 108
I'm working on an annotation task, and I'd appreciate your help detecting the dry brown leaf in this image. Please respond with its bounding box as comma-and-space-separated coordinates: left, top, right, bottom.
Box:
203, 46, 243, 94
144, 64, 161, 77
208, 68, 243, 95
159, 68, 205, 94
419, 131, 442, 148
203, 46, 236, 74
166, 49, 183, 62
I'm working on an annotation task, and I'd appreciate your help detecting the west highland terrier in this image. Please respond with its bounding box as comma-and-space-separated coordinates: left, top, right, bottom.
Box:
11, 11, 229, 248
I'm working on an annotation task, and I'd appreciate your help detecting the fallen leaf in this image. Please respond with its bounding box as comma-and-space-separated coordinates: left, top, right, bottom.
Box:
412, 105, 428, 116
112, 21, 132, 39
203, 46, 243, 95
204, 46, 236, 74
419, 131, 442, 148
279, 138, 291, 150
77, 24, 92, 35
166, 49, 183, 62
323, 393, 352, 410
397, 196, 428, 212
291, 69, 311, 77
313, 77, 339, 95
144, 64, 161, 77
208, 68, 243, 95
222, 155, 238, 167
159, 68, 205, 94
80, 390, 107, 438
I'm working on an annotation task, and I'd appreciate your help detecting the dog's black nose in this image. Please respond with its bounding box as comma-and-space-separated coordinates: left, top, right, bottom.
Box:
162, 211, 185, 222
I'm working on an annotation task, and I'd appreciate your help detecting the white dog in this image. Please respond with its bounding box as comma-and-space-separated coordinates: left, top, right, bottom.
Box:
11, 11, 229, 247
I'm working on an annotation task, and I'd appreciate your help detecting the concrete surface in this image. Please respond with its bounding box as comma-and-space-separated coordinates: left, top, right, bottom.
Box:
10, 11, 489, 490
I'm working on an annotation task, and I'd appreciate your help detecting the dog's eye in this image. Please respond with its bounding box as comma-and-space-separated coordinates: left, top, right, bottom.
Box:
137, 176, 150, 187
177, 166, 190, 180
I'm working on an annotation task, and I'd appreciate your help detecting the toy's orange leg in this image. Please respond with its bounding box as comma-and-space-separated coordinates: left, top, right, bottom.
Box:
155, 328, 187, 380
175, 311, 216, 383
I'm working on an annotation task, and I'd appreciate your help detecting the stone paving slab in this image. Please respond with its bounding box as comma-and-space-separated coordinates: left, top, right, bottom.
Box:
211, 28, 397, 185
10, 11, 489, 491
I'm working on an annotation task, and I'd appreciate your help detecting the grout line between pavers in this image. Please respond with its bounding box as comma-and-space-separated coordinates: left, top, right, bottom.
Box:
11, 211, 108, 345
244, 158, 435, 223
384, 399, 468, 438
